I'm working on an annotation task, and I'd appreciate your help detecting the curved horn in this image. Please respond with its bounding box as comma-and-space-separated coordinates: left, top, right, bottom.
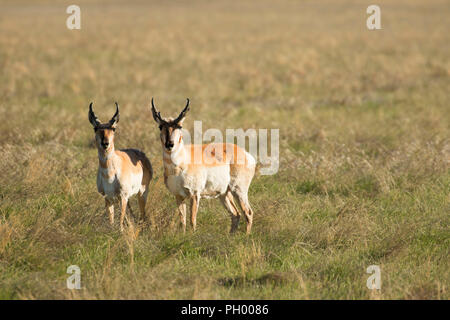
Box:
88, 102, 100, 127
151, 97, 163, 124
109, 102, 120, 125
174, 98, 190, 124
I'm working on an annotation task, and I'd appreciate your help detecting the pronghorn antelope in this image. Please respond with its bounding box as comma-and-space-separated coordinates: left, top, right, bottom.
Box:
88, 102, 153, 231
150, 98, 256, 234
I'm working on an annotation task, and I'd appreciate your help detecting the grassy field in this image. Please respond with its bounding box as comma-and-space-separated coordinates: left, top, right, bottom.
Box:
0, 0, 449, 299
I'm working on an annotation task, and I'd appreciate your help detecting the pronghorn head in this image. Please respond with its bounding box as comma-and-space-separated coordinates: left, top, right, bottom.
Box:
150, 98, 190, 152
88, 102, 120, 152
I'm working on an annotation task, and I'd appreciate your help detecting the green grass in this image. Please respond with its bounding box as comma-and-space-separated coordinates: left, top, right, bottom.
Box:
0, 0, 449, 299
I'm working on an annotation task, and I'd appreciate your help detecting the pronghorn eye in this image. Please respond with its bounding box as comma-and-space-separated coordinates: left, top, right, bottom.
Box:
159, 125, 162, 130
111, 128, 116, 132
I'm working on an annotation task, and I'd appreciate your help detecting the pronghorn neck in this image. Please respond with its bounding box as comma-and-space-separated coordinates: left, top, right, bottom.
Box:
97, 145, 118, 169
163, 138, 186, 167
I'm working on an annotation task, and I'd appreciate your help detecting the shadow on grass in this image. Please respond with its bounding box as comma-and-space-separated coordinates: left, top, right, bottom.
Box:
218, 272, 294, 288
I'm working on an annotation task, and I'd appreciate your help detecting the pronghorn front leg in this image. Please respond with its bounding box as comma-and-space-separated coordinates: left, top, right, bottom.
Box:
119, 196, 128, 232
190, 194, 200, 232
176, 195, 187, 233
105, 198, 114, 225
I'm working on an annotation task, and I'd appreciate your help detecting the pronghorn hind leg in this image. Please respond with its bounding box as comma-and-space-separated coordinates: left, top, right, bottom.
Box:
105, 198, 114, 225
221, 191, 240, 234
176, 195, 187, 234
138, 189, 149, 223
190, 194, 200, 232
232, 191, 254, 234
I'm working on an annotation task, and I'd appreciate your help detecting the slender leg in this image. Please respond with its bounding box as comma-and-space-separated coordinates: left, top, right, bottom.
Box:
138, 192, 148, 223
190, 194, 200, 232
127, 202, 135, 221
120, 196, 128, 232
221, 191, 240, 234
233, 192, 254, 234
105, 198, 114, 225
176, 195, 186, 233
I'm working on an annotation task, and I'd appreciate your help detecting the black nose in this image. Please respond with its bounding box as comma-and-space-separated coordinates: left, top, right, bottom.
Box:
166, 142, 174, 150
102, 142, 109, 148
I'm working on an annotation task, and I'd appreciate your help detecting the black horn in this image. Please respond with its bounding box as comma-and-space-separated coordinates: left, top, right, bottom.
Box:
174, 98, 190, 124
88, 102, 100, 127
151, 97, 163, 123
109, 102, 120, 125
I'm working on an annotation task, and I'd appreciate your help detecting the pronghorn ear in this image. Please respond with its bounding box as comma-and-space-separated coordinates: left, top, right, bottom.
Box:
109, 102, 120, 128
151, 97, 163, 125
174, 98, 190, 126
88, 102, 100, 128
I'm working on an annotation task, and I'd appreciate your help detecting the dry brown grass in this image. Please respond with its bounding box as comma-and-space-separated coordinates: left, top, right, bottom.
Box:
0, 0, 449, 299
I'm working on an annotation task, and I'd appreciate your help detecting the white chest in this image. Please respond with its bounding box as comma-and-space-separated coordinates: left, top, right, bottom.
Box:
97, 167, 120, 199
166, 173, 188, 197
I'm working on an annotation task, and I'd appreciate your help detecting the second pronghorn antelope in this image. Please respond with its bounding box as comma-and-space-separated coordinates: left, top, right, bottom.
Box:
150, 98, 256, 234
89, 102, 153, 231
